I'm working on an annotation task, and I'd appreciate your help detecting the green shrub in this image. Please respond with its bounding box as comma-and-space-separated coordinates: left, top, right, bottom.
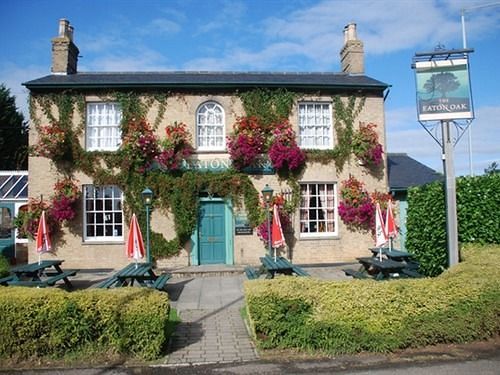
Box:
0, 255, 9, 277
0, 288, 170, 361
244, 244, 500, 354
406, 173, 500, 276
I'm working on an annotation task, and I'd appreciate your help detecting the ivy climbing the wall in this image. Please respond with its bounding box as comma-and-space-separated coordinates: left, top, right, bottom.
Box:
26, 87, 380, 261
26, 90, 267, 260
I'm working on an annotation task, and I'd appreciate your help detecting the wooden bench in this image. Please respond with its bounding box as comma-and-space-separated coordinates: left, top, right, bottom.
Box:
405, 260, 420, 270
343, 268, 371, 279
45, 270, 78, 288
401, 268, 423, 278
96, 275, 120, 289
244, 266, 260, 280
152, 273, 171, 290
291, 265, 310, 277
4, 270, 78, 289
0, 275, 14, 286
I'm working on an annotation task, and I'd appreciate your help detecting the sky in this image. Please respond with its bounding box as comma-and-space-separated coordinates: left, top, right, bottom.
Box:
1, 0, 499, 176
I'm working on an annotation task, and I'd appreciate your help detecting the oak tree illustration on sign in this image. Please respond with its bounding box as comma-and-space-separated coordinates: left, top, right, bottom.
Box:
423, 72, 460, 98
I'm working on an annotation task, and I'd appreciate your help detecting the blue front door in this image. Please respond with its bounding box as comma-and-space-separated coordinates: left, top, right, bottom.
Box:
198, 201, 226, 264
0, 202, 15, 263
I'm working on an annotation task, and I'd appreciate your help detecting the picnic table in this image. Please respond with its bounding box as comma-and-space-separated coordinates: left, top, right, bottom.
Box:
369, 247, 411, 261
255, 255, 309, 279
0, 260, 78, 289
356, 257, 406, 280
97, 262, 171, 290
369, 247, 420, 270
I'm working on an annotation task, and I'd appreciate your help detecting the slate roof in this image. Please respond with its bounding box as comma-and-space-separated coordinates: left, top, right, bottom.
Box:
387, 153, 443, 192
23, 71, 389, 91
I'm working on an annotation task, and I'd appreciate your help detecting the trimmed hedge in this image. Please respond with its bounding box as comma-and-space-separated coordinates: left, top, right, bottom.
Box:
244, 244, 500, 354
406, 173, 500, 276
0, 288, 169, 361
0, 255, 9, 278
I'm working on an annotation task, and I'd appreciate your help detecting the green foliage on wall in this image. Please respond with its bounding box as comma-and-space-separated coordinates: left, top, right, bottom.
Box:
305, 95, 367, 170
29, 90, 268, 260
239, 88, 296, 126
406, 173, 500, 276
28, 88, 376, 261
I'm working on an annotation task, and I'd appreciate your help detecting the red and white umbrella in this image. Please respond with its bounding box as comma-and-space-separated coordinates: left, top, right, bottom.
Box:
385, 200, 397, 238
271, 204, 285, 261
36, 210, 52, 264
385, 200, 397, 251
375, 203, 387, 260
126, 213, 145, 266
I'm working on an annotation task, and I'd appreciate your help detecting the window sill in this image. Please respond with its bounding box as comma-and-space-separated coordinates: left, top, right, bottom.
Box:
195, 149, 228, 154
82, 240, 124, 245
299, 234, 339, 241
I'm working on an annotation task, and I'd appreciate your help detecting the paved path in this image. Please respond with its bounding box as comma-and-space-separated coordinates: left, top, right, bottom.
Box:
163, 275, 259, 365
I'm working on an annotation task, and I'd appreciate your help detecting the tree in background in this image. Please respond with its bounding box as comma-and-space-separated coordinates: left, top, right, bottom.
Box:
0, 84, 27, 170
484, 161, 499, 175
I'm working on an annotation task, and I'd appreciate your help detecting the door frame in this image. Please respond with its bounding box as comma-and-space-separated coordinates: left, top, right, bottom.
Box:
190, 197, 234, 265
0, 201, 16, 262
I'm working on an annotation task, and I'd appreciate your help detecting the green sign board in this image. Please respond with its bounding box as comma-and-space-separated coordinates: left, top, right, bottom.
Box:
415, 58, 473, 121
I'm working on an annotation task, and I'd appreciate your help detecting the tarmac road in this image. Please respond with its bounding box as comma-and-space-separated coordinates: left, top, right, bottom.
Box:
3, 352, 500, 374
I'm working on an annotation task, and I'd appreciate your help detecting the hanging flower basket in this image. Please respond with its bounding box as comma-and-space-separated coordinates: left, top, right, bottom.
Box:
338, 176, 391, 232
351, 122, 384, 167
156, 122, 194, 171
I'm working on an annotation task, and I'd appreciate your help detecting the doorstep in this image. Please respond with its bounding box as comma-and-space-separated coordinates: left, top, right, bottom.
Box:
161, 264, 246, 278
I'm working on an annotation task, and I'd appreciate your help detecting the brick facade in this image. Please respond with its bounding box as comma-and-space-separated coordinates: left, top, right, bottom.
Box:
24, 20, 389, 270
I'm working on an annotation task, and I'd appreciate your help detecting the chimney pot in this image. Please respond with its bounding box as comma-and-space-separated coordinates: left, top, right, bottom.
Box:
51, 19, 79, 75
340, 22, 364, 74
58, 19, 69, 37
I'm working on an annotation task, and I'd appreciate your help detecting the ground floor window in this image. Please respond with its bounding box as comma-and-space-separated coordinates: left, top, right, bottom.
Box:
83, 185, 123, 241
299, 182, 337, 237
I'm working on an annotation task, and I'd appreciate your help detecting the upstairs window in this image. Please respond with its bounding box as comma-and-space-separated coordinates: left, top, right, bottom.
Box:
299, 182, 337, 237
197, 102, 225, 151
83, 185, 123, 242
86, 103, 122, 151
298, 103, 332, 149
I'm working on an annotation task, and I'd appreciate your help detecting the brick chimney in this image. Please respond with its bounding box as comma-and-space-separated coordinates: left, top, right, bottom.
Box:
340, 23, 364, 74
51, 19, 79, 75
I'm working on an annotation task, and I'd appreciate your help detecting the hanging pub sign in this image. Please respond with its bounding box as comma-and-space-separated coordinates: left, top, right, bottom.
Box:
414, 57, 473, 121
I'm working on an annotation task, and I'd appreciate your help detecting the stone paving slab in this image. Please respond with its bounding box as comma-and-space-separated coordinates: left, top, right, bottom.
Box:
164, 275, 258, 365
165, 307, 258, 364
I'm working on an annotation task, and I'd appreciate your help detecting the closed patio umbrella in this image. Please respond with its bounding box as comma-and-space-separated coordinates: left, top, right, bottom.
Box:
36, 210, 52, 265
271, 204, 285, 261
126, 213, 145, 267
385, 200, 397, 251
375, 203, 387, 261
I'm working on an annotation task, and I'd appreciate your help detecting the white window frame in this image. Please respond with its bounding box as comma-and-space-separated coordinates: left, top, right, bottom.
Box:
299, 182, 338, 238
298, 102, 333, 149
86, 102, 122, 151
196, 101, 225, 151
83, 185, 124, 242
